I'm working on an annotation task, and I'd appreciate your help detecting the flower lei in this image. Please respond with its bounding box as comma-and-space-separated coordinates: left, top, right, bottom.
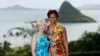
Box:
53, 23, 63, 42
54, 23, 62, 33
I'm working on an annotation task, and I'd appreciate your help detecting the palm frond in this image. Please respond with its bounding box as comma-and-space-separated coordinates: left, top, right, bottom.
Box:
8, 26, 35, 37
3, 34, 7, 38
30, 23, 35, 29
7, 22, 36, 38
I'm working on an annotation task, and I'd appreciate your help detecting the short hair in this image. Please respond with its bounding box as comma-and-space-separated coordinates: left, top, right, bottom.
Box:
36, 19, 47, 33
47, 10, 59, 18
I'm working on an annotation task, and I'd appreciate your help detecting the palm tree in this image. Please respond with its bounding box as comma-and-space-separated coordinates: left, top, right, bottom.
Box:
8, 23, 36, 37
6, 23, 36, 47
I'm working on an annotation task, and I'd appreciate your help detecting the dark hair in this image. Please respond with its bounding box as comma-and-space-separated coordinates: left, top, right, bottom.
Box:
47, 10, 58, 18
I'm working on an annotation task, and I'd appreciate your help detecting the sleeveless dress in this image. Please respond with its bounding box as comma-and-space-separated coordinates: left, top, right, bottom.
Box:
47, 23, 66, 56
34, 33, 51, 56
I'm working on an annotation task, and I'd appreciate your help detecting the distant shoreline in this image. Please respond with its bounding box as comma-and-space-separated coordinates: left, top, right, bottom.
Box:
0, 5, 100, 10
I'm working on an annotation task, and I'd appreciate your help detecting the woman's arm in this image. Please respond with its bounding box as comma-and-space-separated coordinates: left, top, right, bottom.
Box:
31, 35, 36, 56
62, 27, 69, 56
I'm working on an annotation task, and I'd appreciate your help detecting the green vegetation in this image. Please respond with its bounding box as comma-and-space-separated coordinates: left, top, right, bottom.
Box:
0, 42, 4, 56
0, 41, 12, 56
0, 42, 31, 56
5, 44, 31, 56
69, 27, 100, 56
2, 23, 35, 56
2, 22, 100, 56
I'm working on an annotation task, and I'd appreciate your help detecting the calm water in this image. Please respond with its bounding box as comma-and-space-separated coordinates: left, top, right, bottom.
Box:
0, 10, 100, 47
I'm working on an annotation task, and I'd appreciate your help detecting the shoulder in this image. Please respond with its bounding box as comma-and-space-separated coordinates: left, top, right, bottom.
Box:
57, 23, 67, 33
58, 23, 66, 29
44, 34, 48, 37
32, 33, 38, 38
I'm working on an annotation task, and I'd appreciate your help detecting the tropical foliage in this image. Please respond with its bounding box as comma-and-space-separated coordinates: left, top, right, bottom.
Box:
69, 27, 100, 56
2, 22, 100, 56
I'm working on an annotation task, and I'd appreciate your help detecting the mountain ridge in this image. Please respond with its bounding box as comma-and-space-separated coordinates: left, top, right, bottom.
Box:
0, 5, 48, 10
58, 1, 96, 23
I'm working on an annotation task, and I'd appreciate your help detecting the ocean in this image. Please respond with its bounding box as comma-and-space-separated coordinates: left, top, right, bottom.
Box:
0, 10, 100, 47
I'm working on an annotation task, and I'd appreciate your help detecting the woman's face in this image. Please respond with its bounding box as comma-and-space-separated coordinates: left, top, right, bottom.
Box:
48, 14, 57, 24
38, 23, 46, 32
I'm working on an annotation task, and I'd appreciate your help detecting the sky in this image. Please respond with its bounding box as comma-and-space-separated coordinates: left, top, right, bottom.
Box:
0, 0, 100, 9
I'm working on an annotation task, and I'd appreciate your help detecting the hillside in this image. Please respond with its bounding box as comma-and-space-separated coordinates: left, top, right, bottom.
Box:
58, 1, 96, 23
0, 5, 33, 10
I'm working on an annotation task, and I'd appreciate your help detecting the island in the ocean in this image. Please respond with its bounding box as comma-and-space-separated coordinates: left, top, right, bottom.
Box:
0, 5, 34, 10
58, 1, 96, 23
